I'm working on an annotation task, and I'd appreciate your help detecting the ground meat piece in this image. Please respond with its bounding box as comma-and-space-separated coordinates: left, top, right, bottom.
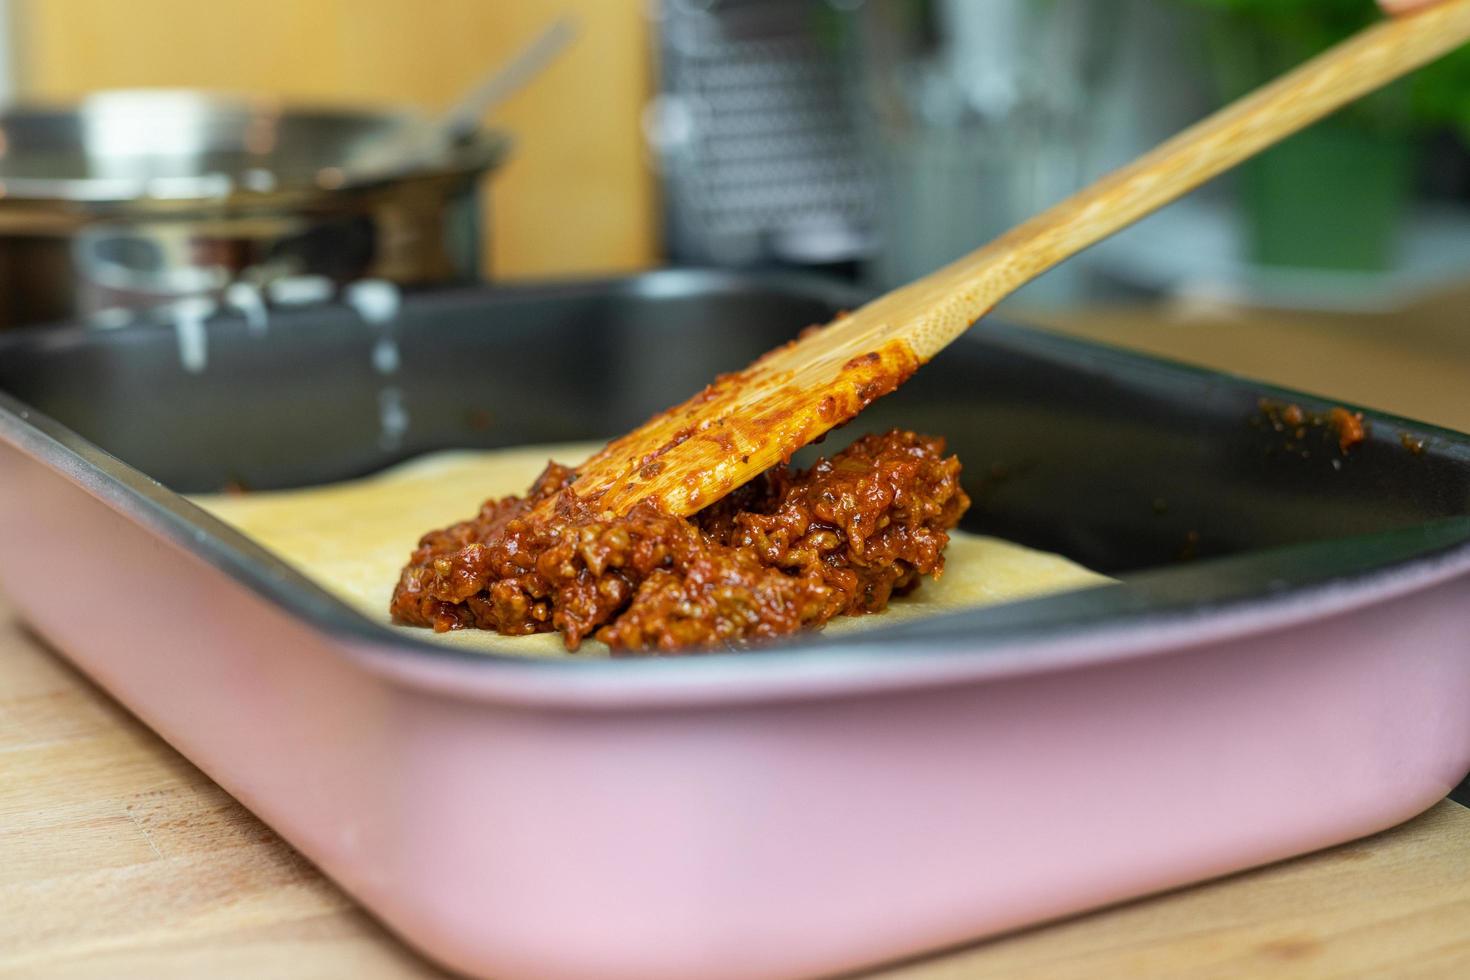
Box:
1329, 406, 1366, 454
389, 429, 970, 653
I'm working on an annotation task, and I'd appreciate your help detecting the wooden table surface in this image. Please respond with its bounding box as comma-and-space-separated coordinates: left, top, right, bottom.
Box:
6, 297, 1470, 978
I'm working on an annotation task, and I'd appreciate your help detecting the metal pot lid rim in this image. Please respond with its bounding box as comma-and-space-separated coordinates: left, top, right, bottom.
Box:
0, 90, 512, 205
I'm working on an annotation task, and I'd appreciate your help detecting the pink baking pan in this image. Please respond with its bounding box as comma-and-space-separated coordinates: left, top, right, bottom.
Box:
1, 272, 1468, 979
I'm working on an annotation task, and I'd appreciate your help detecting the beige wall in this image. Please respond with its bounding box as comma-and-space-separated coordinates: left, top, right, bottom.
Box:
14, 0, 659, 280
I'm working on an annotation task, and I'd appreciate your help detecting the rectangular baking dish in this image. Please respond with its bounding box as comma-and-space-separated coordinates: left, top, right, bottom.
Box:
1, 271, 1468, 980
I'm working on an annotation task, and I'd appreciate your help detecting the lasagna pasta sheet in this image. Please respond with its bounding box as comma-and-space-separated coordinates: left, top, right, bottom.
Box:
193, 444, 1111, 658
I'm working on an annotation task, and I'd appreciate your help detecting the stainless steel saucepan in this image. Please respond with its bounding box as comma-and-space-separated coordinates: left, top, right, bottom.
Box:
0, 89, 511, 328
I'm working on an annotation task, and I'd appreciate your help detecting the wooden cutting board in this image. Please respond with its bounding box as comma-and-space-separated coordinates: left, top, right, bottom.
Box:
3, 589, 1470, 979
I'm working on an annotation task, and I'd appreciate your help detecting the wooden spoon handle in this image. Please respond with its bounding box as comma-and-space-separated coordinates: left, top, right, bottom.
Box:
881, 0, 1470, 360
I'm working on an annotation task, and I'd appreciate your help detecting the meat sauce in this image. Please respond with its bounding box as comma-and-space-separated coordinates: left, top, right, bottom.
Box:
389, 430, 970, 653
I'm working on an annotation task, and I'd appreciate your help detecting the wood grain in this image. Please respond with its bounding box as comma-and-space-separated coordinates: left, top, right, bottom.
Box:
0, 597, 443, 979
567, 0, 1470, 517
12, 0, 658, 281
3, 587, 1470, 979
1022, 299, 1470, 437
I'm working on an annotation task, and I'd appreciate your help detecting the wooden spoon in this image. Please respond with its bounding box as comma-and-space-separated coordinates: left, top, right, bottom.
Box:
571, 0, 1470, 518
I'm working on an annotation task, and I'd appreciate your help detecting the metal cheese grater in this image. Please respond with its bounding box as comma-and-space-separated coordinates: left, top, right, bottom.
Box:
648, 0, 875, 268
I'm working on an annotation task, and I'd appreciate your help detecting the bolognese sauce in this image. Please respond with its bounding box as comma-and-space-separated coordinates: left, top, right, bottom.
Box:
389, 430, 970, 653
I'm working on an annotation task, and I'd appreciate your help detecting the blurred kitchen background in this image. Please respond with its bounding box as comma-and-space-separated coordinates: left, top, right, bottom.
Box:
0, 0, 1466, 423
